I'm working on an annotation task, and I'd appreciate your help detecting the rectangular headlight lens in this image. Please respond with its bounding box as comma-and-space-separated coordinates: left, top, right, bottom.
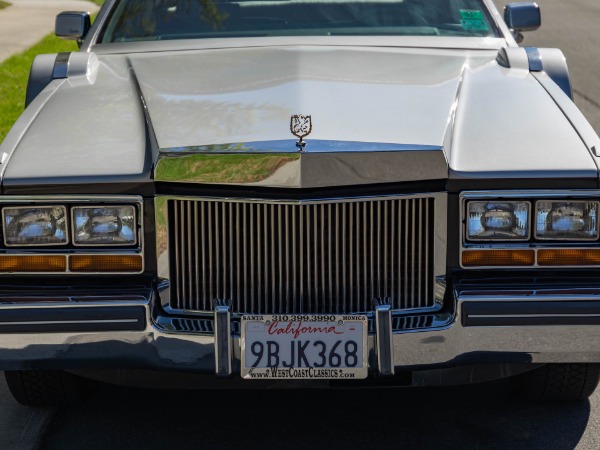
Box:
2, 206, 68, 246
536, 201, 599, 240
466, 201, 530, 241
73, 206, 137, 246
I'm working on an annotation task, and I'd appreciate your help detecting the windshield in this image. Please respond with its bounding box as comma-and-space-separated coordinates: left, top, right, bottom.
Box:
100, 0, 500, 42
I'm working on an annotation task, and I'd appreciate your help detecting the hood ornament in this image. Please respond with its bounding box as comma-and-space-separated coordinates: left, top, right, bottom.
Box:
290, 115, 312, 151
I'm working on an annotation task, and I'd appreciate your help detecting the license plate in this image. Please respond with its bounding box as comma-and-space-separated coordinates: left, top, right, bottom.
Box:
241, 314, 368, 380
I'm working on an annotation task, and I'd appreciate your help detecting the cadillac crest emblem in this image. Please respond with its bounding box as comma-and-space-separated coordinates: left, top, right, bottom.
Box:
290, 115, 312, 150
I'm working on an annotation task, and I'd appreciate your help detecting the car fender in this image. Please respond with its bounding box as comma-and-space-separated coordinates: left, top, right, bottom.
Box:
497, 47, 573, 100
25, 53, 67, 107
25, 52, 98, 107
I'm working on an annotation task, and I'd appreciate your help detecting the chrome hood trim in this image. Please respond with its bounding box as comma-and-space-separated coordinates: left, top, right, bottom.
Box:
155, 141, 446, 188
160, 140, 441, 154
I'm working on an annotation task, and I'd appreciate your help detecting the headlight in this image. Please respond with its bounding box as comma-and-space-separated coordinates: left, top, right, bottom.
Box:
73, 206, 137, 246
2, 206, 68, 246
535, 201, 598, 240
466, 201, 529, 241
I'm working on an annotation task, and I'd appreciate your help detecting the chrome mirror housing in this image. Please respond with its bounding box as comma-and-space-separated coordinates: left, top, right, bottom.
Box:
55, 11, 91, 46
504, 2, 541, 33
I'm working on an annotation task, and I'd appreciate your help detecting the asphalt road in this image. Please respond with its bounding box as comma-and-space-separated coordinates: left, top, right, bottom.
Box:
496, 0, 600, 134
3, 0, 600, 449
34, 377, 600, 450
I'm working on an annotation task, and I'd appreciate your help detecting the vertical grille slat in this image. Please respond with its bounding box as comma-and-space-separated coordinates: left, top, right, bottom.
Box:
369, 202, 375, 304
335, 204, 340, 315
362, 203, 368, 311
200, 202, 207, 307
424, 201, 429, 306
350, 202, 355, 312
277, 205, 283, 314
293, 206, 298, 313
417, 200, 423, 304
193, 202, 200, 310
173, 201, 181, 310
207, 203, 214, 304
229, 203, 237, 310
256, 204, 262, 313
314, 205, 319, 313
390, 201, 395, 308
249, 204, 254, 311
341, 204, 347, 310
404, 200, 409, 307
328, 204, 333, 314
168, 197, 436, 315
215, 203, 221, 300
383, 201, 388, 299
186, 202, 192, 307
242, 204, 247, 312
411, 199, 417, 309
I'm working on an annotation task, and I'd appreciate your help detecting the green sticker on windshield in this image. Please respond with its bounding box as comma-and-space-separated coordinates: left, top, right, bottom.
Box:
459, 9, 489, 31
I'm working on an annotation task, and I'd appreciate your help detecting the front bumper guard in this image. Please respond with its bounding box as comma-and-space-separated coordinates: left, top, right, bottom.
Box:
214, 301, 233, 377
1, 286, 600, 376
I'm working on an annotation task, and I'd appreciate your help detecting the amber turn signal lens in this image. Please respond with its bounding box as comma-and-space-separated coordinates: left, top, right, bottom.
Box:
0, 255, 67, 272
538, 249, 600, 266
462, 249, 535, 267
69, 255, 143, 272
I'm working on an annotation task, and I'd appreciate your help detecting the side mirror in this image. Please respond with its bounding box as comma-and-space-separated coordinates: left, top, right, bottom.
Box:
504, 2, 541, 32
55, 12, 91, 46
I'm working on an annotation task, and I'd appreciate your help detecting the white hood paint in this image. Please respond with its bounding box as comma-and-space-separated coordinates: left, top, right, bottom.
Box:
2, 43, 597, 184
130, 46, 472, 149
449, 62, 597, 179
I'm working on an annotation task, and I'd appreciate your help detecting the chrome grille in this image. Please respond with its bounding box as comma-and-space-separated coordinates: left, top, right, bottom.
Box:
168, 197, 435, 315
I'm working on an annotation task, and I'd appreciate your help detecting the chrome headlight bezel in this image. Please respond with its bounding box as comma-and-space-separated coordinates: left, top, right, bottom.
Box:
534, 200, 599, 241
0, 196, 144, 275
466, 200, 530, 242
461, 191, 600, 269
2, 205, 69, 247
71, 205, 138, 247
0, 197, 142, 251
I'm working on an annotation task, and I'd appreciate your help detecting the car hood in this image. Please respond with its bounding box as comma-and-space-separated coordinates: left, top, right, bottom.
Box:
1, 43, 597, 188
132, 46, 466, 149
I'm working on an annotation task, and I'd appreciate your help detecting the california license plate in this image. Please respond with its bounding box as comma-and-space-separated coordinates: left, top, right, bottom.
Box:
241, 314, 368, 379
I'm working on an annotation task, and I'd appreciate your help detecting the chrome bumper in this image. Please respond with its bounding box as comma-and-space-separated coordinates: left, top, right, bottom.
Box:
1, 286, 600, 377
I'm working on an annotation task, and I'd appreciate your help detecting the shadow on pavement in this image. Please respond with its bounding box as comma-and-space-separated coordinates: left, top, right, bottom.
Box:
41, 378, 590, 449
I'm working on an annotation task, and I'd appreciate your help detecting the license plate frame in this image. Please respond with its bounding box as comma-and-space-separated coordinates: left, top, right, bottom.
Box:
241, 314, 369, 380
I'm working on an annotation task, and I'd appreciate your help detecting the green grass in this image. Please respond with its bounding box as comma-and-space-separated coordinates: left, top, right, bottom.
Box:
0, 2, 11, 10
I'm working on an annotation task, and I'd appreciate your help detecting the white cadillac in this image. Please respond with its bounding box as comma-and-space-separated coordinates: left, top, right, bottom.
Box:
1, 0, 599, 405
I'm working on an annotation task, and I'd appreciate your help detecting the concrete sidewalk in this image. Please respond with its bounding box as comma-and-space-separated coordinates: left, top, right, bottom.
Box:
0, 0, 101, 63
